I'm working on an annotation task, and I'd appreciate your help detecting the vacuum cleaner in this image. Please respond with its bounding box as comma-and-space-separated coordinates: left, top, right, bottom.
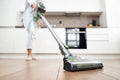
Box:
36, 2, 103, 71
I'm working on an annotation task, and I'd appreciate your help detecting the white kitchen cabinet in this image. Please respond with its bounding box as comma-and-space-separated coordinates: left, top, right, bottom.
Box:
44, 0, 103, 12
18, 0, 103, 12
87, 28, 108, 41
0, 28, 65, 54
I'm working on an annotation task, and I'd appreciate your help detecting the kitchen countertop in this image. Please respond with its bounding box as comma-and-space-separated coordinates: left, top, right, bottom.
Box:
51, 26, 107, 28
15, 26, 107, 28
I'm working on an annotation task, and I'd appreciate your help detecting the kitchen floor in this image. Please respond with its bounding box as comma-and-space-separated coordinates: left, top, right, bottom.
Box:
0, 58, 120, 80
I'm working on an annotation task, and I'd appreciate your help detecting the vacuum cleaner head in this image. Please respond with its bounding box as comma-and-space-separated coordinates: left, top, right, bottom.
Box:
63, 56, 103, 71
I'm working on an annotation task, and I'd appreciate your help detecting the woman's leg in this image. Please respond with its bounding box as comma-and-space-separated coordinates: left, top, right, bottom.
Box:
27, 49, 32, 57
26, 21, 36, 60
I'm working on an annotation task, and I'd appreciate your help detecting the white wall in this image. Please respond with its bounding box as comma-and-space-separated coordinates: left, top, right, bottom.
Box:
105, 0, 120, 27
0, 0, 18, 27
105, 0, 120, 53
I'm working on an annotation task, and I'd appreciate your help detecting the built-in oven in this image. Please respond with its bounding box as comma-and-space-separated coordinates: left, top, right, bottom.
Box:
66, 28, 87, 49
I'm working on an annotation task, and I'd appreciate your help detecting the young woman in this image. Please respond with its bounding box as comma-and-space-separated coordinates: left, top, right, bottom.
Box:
22, 0, 44, 60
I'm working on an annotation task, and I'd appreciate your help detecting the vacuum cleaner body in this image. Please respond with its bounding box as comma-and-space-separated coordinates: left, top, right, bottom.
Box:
36, 3, 103, 71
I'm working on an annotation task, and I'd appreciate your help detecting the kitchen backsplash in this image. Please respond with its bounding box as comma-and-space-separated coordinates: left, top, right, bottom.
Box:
46, 15, 99, 28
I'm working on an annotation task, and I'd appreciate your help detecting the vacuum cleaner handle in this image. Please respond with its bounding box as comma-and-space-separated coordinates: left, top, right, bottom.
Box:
39, 13, 72, 56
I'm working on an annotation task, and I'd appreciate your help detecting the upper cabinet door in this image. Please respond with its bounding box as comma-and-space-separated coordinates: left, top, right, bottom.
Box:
19, 0, 103, 12
44, 0, 103, 12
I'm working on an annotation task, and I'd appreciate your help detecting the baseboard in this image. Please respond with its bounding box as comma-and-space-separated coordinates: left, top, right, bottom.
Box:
0, 53, 120, 59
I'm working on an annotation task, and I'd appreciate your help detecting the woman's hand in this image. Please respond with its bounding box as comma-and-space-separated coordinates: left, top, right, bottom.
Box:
31, 3, 37, 10
38, 19, 44, 28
